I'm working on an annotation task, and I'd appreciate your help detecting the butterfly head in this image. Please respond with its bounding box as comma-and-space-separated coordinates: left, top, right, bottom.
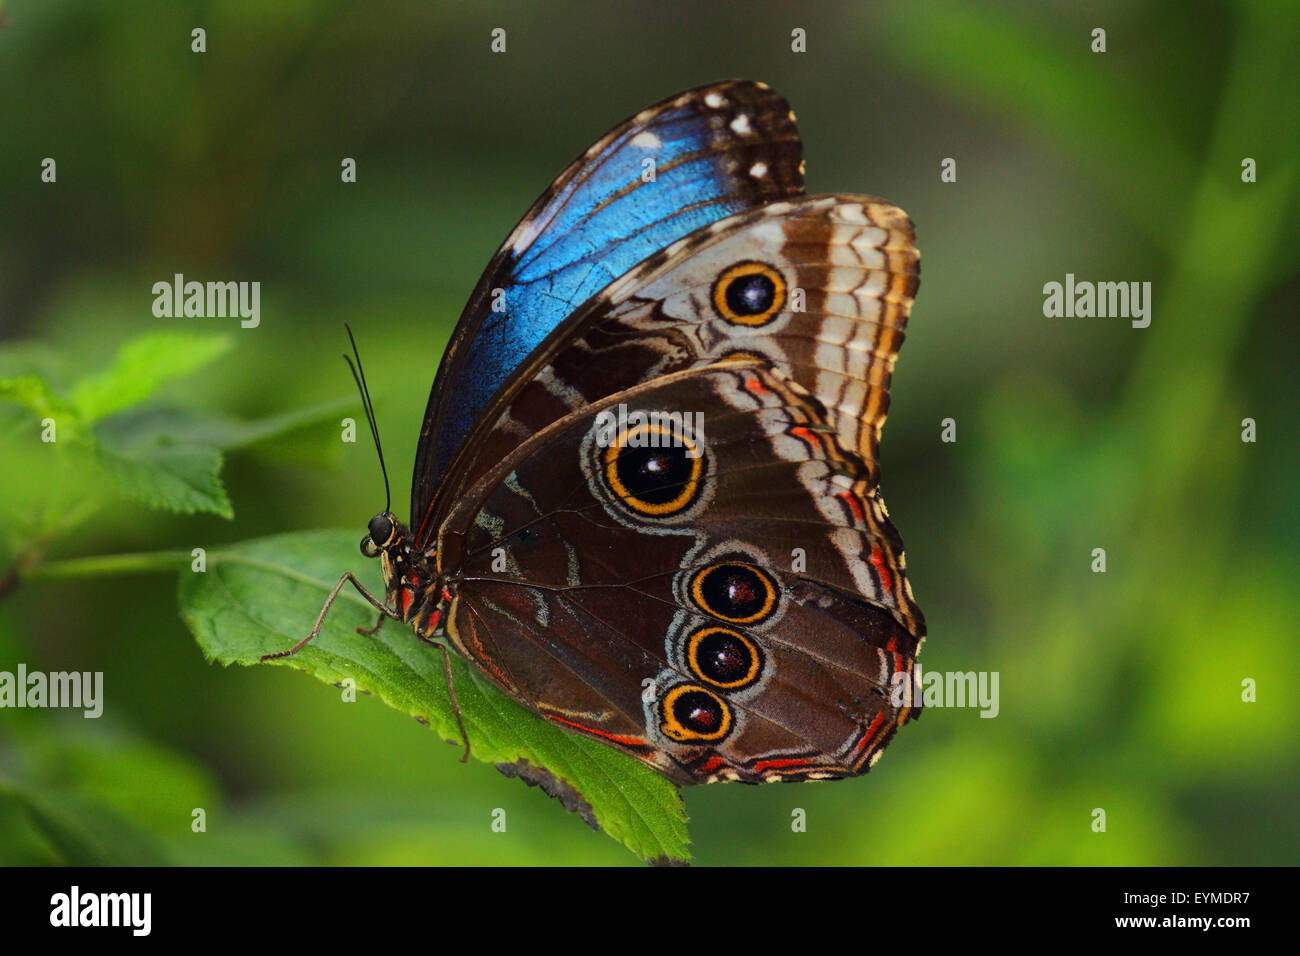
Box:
364, 511, 400, 552
360, 510, 424, 571
361, 509, 408, 580
360, 509, 419, 575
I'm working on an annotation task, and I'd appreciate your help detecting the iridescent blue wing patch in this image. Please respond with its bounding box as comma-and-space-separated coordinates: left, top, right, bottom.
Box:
412, 80, 804, 537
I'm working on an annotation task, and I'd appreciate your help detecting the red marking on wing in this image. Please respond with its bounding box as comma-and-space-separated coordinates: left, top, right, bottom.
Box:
855, 710, 888, 754
836, 490, 865, 523
399, 587, 414, 617
752, 756, 817, 773
790, 425, 822, 452
466, 627, 513, 691
869, 545, 893, 591
546, 715, 648, 748
697, 755, 727, 774
744, 375, 768, 395
885, 636, 908, 674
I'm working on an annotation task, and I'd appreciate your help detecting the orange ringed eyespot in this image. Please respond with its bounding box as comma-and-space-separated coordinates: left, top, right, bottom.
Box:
711, 262, 786, 326
603, 422, 703, 517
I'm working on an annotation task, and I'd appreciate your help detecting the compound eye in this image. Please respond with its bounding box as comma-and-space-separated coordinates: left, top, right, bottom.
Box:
367, 513, 395, 548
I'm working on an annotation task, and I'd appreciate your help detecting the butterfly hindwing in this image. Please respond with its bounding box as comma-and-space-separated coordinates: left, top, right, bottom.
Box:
437, 363, 921, 784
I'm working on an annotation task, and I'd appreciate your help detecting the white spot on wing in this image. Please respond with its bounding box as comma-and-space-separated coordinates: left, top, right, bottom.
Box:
630, 131, 661, 149
510, 218, 544, 255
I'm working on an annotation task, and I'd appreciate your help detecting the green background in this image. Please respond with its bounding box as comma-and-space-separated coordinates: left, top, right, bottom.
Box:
1, 0, 1297, 865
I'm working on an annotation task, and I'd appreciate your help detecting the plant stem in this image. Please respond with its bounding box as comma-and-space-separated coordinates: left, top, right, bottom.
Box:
23, 550, 193, 582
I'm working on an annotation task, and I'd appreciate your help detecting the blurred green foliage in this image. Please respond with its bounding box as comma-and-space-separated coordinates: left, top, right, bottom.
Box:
1, 0, 1296, 865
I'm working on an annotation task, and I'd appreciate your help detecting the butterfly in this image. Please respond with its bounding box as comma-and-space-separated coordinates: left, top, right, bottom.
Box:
266, 80, 926, 785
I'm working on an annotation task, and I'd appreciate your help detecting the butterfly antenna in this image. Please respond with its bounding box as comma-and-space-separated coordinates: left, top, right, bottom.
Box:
344, 323, 391, 515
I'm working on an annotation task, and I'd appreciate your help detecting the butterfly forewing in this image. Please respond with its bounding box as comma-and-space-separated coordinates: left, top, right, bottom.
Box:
413, 80, 806, 542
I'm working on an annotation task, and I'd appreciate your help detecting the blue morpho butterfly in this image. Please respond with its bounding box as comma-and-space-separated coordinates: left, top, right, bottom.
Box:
265, 81, 926, 784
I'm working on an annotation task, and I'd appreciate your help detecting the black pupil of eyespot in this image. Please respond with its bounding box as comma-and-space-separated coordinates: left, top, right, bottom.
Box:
702, 565, 766, 617
617, 443, 692, 504
673, 690, 722, 731
697, 632, 753, 683
368, 515, 392, 544
725, 272, 775, 316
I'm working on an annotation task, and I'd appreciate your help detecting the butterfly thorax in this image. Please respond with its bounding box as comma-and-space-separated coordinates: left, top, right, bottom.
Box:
363, 511, 450, 639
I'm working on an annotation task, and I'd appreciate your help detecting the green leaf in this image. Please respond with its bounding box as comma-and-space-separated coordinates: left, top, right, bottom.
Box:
0, 333, 242, 525
94, 397, 356, 453
96, 441, 233, 518
178, 530, 691, 864
94, 397, 358, 470
0, 376, 78, 424
70, 332, 233, 423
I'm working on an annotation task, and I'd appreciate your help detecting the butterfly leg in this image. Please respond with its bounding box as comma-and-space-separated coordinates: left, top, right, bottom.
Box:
439, 643, 471, 763
356, 611, 387, 636
260, 572, 398, 661
411, 635, 471, 762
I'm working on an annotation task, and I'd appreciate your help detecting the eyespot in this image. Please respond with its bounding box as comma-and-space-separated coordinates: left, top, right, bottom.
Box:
689, 562, 779, 625
659, 684, 733, 742
686, 626, 764, 690
603, 422, 703, 517
711, 261, 786, 326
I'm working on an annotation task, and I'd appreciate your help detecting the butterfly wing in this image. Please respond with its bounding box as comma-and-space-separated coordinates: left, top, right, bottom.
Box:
431, 195, 922, 633
436, 363, 922, 784
412, 80, 805, 539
